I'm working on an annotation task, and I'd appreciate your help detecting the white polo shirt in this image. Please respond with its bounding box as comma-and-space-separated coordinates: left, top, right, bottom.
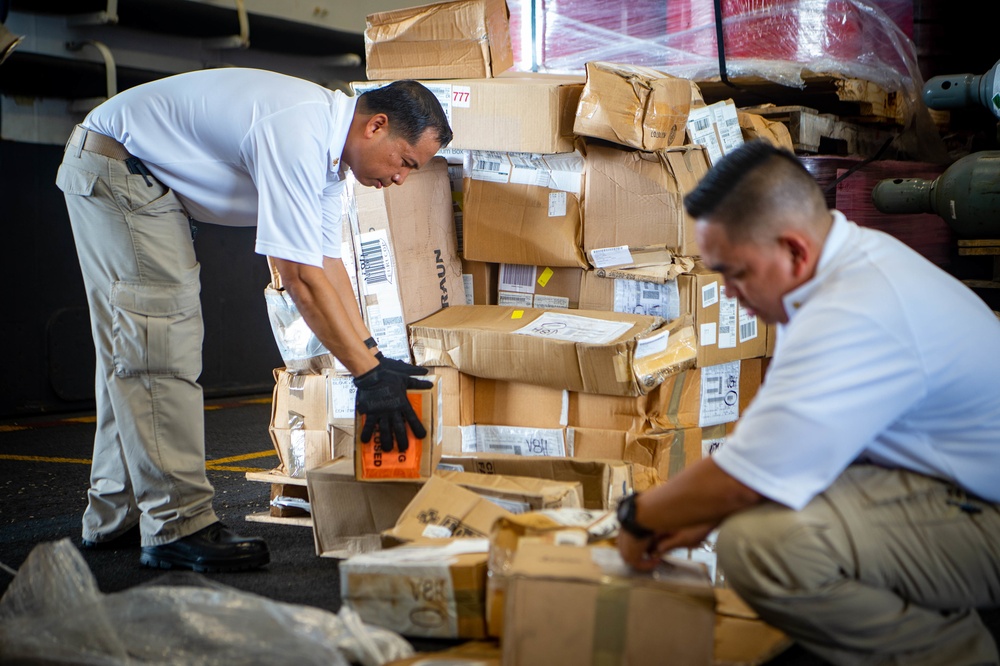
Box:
84, 67, 355, 267
714, 211, 1000, 510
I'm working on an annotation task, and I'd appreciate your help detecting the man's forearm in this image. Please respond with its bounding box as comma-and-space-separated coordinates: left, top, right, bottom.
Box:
323, 256, 373, 345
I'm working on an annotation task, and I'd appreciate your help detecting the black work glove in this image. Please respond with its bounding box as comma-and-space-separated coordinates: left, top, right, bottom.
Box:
354, 366, 432, 453
376, 351, 430, 377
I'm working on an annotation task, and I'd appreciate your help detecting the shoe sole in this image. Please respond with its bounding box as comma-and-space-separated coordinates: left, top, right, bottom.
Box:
139, 552, 270, 573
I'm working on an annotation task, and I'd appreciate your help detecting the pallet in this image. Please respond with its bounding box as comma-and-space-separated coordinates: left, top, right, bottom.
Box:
695, 71, 905, 126
245, 468, 313, 527
958, 240, 1000, 289
741, 105, 896, 156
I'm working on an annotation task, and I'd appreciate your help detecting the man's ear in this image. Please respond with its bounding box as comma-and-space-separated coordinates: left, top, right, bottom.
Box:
780, 231, 814, 279
365, 113, 389, 139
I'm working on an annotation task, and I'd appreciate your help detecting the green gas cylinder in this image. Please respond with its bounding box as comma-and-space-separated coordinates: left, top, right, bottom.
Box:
923, 59, 1000, 119
871, 151, 1000, 238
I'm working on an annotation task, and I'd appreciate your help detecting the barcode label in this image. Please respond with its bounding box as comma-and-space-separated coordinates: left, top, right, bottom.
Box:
499, 263, 537, 293
702, 281, 719, 308
481, 442, 523, 456
470, 151, 511, 183
718, 295, 738, 349
691, 117, 710, 132
739, 306, 758, 342
359, 238, 388, 285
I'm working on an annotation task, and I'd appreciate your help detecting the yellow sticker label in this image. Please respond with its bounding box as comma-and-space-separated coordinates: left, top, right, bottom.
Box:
512, 310, 524, 319
537, 267, 554, 287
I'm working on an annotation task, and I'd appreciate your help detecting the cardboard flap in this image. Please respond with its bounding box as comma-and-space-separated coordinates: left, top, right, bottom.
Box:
388, 475, 514, 541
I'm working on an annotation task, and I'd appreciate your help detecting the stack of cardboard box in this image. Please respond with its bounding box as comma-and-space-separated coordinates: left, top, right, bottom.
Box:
258, 0, 795, 661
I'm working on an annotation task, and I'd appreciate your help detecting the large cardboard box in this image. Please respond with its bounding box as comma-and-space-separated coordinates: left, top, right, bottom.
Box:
461, 259, 499, 306
439, 453, 632, 510
355, 375, 442, 482
386, 474, 514, 542
497, 263, 583, 309
409, 305, 698, 396
714, 588, 792, 665
574, 61, 698, 151
473, 379, 567, 430
571, 426, 706, 482
364, 0, 513, 80
501, 543, 715, 666
340, 537, 490, 639
437, 469, 584, 513
271, 368, 328, 432
351, 156, 464, 362
680, 265, 767, 366
306, 458, 423, 557
463, 151, 587, 268
583, 142, 710, 260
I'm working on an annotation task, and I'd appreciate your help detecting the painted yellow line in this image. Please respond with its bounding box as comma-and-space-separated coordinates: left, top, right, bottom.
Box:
206, 465, 273, 473
210, 451, 276, 464
0, 454, 92, 464
64, 416, 97, 424
0, 425, 29, 433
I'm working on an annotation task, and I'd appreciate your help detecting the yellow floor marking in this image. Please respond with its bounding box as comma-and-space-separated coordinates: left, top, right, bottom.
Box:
0, 425, 29, 433
206, 465, 271, 473
64, 416, 98, 424
0, 454, 92, 464
210, 450, 276, 464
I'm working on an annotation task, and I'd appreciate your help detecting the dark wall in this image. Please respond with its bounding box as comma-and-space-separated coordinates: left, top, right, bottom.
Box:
0, 140, 281, 418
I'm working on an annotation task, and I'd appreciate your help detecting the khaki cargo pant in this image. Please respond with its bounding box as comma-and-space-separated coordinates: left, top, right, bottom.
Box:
718, 465, 1000, 665
57, 129, 218, 546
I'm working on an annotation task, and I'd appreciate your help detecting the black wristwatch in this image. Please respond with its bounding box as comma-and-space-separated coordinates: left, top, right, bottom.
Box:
616, 492, 654, 539
363, 336, 378, 350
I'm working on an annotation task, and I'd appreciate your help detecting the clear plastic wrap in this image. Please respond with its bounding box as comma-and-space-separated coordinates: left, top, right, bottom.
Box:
264, 286, 338, 373
0, 539, 414, 666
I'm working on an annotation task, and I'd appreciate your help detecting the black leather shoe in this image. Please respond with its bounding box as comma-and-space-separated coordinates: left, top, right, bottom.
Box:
81, 523, 142, 550
139, 522, 269, 573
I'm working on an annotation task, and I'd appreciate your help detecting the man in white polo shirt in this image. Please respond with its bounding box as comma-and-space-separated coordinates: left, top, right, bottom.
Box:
56, 68, 452, 572
615, 140, 1000, 664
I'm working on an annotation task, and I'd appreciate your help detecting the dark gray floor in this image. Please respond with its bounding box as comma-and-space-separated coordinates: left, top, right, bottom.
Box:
1, 397, 994, 664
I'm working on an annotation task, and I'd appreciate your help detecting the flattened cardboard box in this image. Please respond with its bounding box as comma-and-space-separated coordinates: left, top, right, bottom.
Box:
340, 537, 490, 639
364, 0, 513, 80
439, 453, 632, 511
463, 151, 588, 268
306, 459, 422, 558
355, 375, 442, 482
351, 157, 465, 363
583, 142, 710, 259
501, 543, 715, 666
408, 304, 697, 397
435, 469, 584, 513
574, 61, 698, 151
386, 474, 514, 542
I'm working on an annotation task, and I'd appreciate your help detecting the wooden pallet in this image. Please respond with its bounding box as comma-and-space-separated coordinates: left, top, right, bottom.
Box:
245, 469, 313, 527
740, 105, 896, 156
958, 239, 1000, 289
695, 71, 905, 126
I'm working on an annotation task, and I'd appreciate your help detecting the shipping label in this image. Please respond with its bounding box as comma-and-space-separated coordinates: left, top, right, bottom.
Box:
613, 278, 681, 319
356, 228, 409, 361
739, 305, 759, 342
590, 245, 634, 269
717, 294, 738, 349
499, 263, 537, 294
468, 425, 568, 457
513, 311, 633, 345
699, 361, 740, 427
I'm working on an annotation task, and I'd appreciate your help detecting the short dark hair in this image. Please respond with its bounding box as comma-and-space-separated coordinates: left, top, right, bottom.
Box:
684, 140, 827, 242
357, 80, 453, 148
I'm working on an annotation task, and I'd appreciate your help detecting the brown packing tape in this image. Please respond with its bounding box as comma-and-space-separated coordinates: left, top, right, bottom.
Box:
592, 583, 630, 666
668, 429, 687, 478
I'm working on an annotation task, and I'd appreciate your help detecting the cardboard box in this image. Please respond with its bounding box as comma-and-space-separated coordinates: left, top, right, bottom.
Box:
364, 0, 513, 80
268, 427, 333, 479
386, 474, 514, 542
501, 543, 715, 666
439, 453, 632, 510
385, 641, 501, 666
578, 268, 684, 319
714, 588, 792, 665
271, 368, 328, 431
461, 259, 499, 305
351, 156, 465, 362
355, 375, 442, 482
473, 379, 567, 430
432, 366, 475, 428
463, 151, 587, 268
307, 458, 423, 557
738, 110, 795, 152
574, 61, 698, 151
452, 424, 573, 457
486, 510, 618, 638
409, 305, 698, 396
680, 265, 767, 366
571, 426, 705, 482
340, 537, 490, 639
583, 142, 711, 259
437, 469, 584, 512
497, 264, 583, 309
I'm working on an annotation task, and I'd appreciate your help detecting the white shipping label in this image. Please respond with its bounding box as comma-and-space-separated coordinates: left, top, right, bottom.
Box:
513, 312, 633, 345
702, 281, 719, 308
700, 322, 718, 347
702, 436, 726, 458
548, 191, 567, 217
341, 561, 457, 637
635, 329, 669, 359
686, 105, 725, 165
498, 291, 534, 307
700, 361, 741, 427
499, 264, 537, 294
353, 80, 454, 126
470, 151, 512, 183
613, 279, 681, 319
711, 102, 744, 154
462, 274, 475, 305
533, 294, 570, 309
739, 306, 759, 342
590, 245, 634, 269
474, 425, 567, 457
451, 84, 471, 108
509, 153, 553, 188
327, 374, 356, 420
718, 294, 738, 349
356, 229, 409, 362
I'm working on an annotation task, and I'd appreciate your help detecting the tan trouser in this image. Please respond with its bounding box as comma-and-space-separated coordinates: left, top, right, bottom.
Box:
718, 465, 1000, 665
56, 130, 218, 546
